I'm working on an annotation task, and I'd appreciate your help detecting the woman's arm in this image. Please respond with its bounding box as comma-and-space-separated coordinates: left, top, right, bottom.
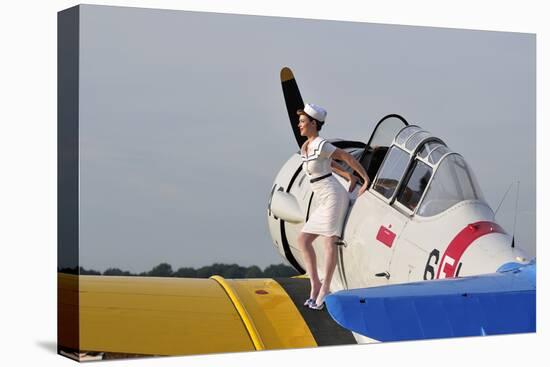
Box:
331, 160, 351, 181
332, 148, 370, 185
331, 160, 359, 192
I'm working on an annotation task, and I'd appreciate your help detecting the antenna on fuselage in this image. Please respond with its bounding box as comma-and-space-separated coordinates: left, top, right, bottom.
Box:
511, 180, 520, 248
494, 181, 513, 215
494, 181, 520, 249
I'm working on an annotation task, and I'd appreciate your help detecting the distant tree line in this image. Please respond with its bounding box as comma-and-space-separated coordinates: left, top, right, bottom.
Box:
58, 262, 300, 278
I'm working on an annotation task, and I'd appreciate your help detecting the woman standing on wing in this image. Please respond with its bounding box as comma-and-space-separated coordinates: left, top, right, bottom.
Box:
297, 103, 370, 310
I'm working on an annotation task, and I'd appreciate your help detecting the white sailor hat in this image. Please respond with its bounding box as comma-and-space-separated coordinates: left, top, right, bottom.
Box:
304, 103, 327, 122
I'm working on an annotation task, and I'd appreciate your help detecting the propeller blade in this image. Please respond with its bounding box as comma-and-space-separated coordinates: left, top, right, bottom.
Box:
280, 67, 307, 148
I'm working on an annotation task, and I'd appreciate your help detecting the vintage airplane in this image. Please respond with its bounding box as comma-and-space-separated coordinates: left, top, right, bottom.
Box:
57, 67, 535, 361
268, 67, 536, 342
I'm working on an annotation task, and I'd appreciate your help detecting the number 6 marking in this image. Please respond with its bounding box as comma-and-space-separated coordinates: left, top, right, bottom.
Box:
423, 249, 440, 280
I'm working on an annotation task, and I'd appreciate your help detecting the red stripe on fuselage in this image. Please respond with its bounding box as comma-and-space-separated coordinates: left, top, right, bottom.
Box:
436, 221, 506, 279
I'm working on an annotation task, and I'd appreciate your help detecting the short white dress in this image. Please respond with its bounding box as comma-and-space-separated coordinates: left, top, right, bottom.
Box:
300, 136, 350, 237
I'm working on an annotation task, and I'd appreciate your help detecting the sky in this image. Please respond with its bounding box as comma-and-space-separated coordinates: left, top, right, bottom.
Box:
75, 4, 535, 273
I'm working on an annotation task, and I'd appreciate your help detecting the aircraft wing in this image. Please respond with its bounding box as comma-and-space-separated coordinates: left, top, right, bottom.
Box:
325, 261, 536, 342
58, 273, 356, 358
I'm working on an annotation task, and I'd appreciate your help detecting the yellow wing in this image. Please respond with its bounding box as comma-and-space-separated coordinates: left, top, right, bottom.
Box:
59, 272, 353, 359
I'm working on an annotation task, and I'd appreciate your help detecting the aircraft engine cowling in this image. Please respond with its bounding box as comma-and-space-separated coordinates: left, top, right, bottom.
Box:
267, 154, 311, 274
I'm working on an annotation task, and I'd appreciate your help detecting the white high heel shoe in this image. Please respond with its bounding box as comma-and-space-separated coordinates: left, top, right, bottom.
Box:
309, 291, 331, 311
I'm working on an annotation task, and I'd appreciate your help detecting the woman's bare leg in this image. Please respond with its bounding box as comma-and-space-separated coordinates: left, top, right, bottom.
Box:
316, 235, 338, 305
297, 232, 322, 300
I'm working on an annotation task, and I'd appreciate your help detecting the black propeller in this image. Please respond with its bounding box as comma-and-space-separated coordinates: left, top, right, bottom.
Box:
280, 67, 307, 148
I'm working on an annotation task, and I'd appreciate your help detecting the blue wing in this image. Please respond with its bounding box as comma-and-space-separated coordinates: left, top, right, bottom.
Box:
325, 261, 535, 342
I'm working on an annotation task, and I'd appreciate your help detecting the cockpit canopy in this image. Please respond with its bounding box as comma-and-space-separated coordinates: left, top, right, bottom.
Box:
361, 121, 485, 217
416, 153, 484, 216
